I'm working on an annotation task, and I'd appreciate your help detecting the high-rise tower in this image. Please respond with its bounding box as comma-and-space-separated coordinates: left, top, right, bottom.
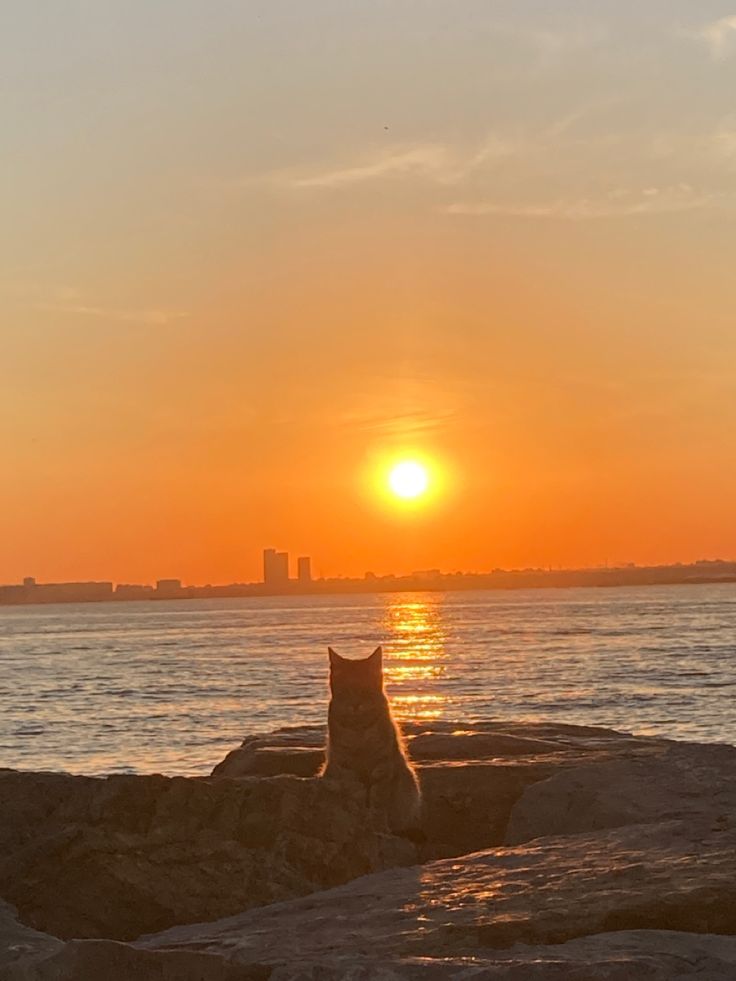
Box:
297, 556, 312, 585
263, 548, 289, 587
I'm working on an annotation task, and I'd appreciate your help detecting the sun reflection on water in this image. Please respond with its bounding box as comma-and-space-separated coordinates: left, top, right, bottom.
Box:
383, 596, 449, 721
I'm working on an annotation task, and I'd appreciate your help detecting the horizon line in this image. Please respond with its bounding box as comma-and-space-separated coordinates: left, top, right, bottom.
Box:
3, 556, 736, 591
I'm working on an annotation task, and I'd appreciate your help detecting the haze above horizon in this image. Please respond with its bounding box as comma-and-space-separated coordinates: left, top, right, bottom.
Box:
3, 1, 736, 584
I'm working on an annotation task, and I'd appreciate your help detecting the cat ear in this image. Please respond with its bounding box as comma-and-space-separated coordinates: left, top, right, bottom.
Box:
328, 647, 343, 667
367, 646, 383, 667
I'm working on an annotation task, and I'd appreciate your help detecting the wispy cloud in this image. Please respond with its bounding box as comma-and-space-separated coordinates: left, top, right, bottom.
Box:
273, 137, 517, 190
37, 299, 188, 326
3, 282, 188, 326
246, 101, 736, 223
339, 406, 458, 438
692, 15, 736, 60
259, 100, 629, 195
500, 22, 609, 59
445, 185, 716, 220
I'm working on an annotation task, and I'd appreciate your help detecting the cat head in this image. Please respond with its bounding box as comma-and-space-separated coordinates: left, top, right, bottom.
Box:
328, 646, 384, 696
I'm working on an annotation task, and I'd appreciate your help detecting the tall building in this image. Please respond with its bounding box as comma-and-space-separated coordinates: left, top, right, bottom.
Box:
297, 556, 312, 584
155, 579, 183, 598
263, 548, 289, 587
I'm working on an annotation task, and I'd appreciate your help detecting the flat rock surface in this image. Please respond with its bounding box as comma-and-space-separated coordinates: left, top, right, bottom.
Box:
260, 931, 736, 980
8, 932, 736, 980
139, 819, 736, 966
211, 719, 656, 778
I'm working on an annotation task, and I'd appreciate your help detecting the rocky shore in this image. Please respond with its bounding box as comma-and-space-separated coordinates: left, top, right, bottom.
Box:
2, 720, 736, 979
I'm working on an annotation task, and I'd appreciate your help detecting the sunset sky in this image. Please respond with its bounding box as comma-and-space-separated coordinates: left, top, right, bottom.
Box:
3, 1, 736, 584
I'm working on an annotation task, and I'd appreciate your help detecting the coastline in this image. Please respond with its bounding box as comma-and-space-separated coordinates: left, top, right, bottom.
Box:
1, 564, 736, 607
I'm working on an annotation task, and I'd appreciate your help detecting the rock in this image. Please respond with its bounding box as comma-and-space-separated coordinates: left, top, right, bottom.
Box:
418, 762, 553, 858
211, 729, 571, 778
211, 729, 326, 779
0, 770, 414, 941
4, 720, 660, 943
505, 740, 736, 844
407, 730, 568, 761
246, 931, 736, 979
138, 820, 736, 972
3, 720, 736, 978
210, 725, 569, 859
211, 719, 726, 860
213, 746, 325, 778
0, 900, 61, 975
0, 938, 263, 981
209, 719, 646, 779
8, 932, 736, 980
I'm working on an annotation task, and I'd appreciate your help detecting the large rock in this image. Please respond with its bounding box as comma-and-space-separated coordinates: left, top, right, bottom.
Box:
138, 819, 736, 967
211, 720, 682, 859
210, 720, 648, 779
0, 770, 414, 941
1, 720, 645, 943
505, 740, 736, 844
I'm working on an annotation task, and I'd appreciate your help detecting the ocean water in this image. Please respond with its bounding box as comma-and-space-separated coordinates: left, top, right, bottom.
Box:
0, 584, 734, 776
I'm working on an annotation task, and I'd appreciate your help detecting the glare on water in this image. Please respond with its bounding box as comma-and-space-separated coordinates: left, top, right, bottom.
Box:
384, 599, 447, 719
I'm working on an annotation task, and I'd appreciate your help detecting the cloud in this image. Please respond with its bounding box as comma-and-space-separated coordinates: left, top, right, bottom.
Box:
478, 20, 609, 67
261, 99, 631, 195
693, 15, 736, 60
37, 301, 188, 326
2, 282, 188, 326
247, 104, 736, 223
340, 406, 458, 437
272, 137, 518, 190
513, 24, 609, 57
444, 185, 716, 220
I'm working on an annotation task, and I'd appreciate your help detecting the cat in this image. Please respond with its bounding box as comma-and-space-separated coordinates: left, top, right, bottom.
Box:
321, 645, 422, 834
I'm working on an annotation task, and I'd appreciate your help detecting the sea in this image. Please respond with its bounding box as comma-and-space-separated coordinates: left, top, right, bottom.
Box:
0, 583, 734, 776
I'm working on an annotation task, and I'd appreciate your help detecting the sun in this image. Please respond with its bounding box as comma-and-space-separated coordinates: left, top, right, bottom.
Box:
366, 451, 446, 511
388, 460, 430, 500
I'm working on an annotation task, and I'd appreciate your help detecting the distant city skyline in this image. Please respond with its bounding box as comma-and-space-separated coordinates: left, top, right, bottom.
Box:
2, 556, 735, 607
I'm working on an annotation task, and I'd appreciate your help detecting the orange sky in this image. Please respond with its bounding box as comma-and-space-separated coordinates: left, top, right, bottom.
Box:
2, 2, 736, 584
